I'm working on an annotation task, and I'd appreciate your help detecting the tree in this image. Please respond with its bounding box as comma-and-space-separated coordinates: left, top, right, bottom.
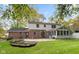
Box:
69, 16, 79, 31
1, 4, 44, 29
52, 4, 79, 24
0, 27, 6, 38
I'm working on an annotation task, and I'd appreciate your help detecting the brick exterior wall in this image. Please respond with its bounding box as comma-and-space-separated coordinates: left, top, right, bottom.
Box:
8, 29, 49, 39
9, 32, 21, 39
28, 30, 48, 39
8, 29, 29, 39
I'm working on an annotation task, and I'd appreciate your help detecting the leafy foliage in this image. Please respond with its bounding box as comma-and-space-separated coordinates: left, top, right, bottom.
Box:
1, 4, 44, 29
0, 27, 6, 38
55, 4, 79, 20
50, 4, 79, 25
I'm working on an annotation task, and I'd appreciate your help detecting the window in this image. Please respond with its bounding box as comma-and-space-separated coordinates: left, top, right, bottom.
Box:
20, 32, 23, 38
36, 24, 39, 28
61, 31, 63, 35
25, 32, 28, 35
51, 25, 56, 28
64, 31, 66, 35
44, 24, 46, 27
49, 32, 52, 35
25, 32, 29, 38
52, 31, 55, 35
34, 32, 36, 35
20, 32, 22, 35
52, 31, 54, 35
57, 31, 60, 35
75, 30, 79, 33
66, 31, 69, 35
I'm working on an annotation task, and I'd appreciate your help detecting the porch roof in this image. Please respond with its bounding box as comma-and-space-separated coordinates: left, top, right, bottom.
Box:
8, 28, 28, 32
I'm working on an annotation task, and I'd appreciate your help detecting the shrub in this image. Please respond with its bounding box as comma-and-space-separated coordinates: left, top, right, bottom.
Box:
7, 37, 13, 41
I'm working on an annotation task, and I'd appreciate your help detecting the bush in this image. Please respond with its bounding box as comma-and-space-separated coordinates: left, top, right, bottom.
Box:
7, 37, 13, 41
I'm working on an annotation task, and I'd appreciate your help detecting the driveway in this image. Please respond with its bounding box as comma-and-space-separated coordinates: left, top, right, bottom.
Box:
24, 39, 56, 42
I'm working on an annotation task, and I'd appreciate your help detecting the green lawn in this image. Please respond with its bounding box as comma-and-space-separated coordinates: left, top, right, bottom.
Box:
1, 39, 79, 54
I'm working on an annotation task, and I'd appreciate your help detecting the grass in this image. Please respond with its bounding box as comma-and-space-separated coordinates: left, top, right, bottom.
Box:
1, 39, 79, 54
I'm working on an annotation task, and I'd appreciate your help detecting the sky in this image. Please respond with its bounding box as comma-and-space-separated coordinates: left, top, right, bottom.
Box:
34, 4, 56, 22
0, 4, 56, 22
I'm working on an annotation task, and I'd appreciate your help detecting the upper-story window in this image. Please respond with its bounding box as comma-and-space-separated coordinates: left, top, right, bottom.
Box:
44, 24, 46, 27
51, 25, 56, 28
36, 24, 39, 28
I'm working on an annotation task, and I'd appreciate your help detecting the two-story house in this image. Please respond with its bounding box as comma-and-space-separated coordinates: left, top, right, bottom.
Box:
8, 21, 72, 39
